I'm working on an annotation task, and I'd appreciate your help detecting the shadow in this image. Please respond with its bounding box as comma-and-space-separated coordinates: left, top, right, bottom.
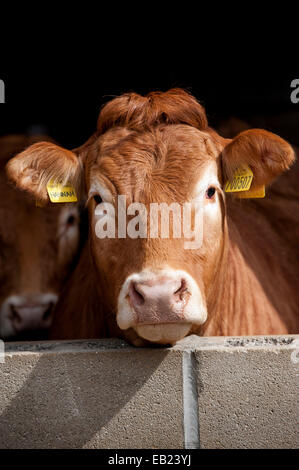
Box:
0, 340, 169, 448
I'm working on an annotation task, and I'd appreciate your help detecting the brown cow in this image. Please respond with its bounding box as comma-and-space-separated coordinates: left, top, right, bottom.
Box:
0, 135, 80, 340
6, 89, 299, 346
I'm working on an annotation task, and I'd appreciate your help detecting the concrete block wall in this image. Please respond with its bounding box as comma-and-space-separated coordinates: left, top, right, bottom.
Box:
0, 335, 298, 449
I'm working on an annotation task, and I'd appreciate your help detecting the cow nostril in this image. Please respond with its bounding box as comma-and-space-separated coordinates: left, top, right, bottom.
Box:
129, 282, 145, 306
174, 279, 188, 301
42, 302, 54, 321
10, 306, 22, 325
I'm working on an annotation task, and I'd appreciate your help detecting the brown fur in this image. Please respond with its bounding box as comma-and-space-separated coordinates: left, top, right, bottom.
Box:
96, 88, 208, 135
6, 142, 81, 203
6, 90, 299, 344
0, 135, 80, 338
222, 129, 295, 188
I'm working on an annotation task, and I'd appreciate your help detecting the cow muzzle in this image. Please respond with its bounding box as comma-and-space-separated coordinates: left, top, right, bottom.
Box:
117, 269, 207, 344
0, 293, 58, 339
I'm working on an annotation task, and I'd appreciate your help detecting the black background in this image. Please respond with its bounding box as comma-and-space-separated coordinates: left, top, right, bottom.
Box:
1, 63, 299, 148
1, 18, 299, 149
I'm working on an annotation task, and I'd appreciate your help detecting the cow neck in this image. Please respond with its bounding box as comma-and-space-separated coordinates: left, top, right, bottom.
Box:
201, 215, 261, 336
202, 204, 298, 336
200, 218, 231, 336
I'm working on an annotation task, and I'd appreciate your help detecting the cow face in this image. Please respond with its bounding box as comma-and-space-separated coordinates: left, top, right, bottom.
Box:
85, 125, 225, 344
6, 90, 295, 345
0, 137, 80, 340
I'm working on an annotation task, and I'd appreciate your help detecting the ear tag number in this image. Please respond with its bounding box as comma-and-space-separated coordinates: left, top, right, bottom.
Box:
47, 180, 77, 203
224, 165, 253, 193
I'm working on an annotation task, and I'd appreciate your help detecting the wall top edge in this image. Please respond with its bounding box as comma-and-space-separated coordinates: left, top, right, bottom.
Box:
2, 334, 299, 356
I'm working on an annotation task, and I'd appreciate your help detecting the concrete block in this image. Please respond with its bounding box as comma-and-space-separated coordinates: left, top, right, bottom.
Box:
0, 335, 298, 449
187, 335, 299, 449
0, 340, 184, 449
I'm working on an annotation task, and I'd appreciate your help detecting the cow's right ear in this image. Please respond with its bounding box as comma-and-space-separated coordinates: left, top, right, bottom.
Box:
6, 142, 82, 203
221, 129, 295, 189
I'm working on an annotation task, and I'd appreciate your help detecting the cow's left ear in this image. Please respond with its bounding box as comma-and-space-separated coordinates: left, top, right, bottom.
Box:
6, 142, 83, 203
221, 129, 295, 188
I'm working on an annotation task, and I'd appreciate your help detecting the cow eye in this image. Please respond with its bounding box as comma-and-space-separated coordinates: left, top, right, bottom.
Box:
206, 187, 216, 199
93, 195, 103, 205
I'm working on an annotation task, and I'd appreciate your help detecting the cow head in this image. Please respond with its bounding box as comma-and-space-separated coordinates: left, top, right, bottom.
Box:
1, 135, 80, 340
6, 90, 295, 345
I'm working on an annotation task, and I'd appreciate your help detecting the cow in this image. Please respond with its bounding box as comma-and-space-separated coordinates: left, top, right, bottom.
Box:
6, 89, 299, 346
0, 134, 81, 340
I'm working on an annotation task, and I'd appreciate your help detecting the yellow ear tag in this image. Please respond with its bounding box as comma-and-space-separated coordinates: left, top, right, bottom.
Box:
235, 185, 265, 199
224, 165, 253, 193
46, 180, 77, 203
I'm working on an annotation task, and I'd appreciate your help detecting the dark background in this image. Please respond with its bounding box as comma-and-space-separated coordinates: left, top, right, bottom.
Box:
1, 61, 299, 148
1, 6, 299, 147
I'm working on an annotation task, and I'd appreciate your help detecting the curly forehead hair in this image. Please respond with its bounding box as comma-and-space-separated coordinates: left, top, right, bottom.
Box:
96, 88, 208, 135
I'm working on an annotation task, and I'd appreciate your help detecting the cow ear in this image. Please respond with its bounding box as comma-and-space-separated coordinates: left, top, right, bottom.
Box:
221, 129, 295, 188
6, 142, 82, 203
